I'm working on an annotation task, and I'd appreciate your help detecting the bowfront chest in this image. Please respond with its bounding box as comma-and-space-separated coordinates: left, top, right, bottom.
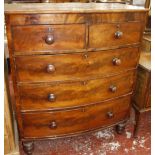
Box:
5, 3, 148, 154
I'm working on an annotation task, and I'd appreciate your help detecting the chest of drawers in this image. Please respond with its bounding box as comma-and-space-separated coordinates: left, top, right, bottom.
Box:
5, 3, 148, 155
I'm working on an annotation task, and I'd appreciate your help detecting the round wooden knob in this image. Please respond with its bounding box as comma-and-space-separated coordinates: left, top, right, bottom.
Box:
48, 94, 56, 102
46, 64, 55, 73
107, 112, 114, 119
45, 34, 54, 45
115, 31, 123, 39
49, 121, 57, 129
112, 58, 121, 66
109, 85, 117, 93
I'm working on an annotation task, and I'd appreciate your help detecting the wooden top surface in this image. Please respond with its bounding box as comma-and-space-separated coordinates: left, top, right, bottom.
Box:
5, 3, 148, 14
139, 52, 151, 71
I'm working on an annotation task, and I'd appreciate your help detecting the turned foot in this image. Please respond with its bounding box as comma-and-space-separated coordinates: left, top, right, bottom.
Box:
116, 122, 126, 134
23, 141, 34, 155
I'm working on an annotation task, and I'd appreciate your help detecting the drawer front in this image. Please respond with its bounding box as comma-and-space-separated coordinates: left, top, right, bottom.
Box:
89, 22, 142, 48
8, 13, 145, 26
16, 47, 139, 83
12, 24, 85, 54
22, 95, 131, 138
19, 71, 135, 111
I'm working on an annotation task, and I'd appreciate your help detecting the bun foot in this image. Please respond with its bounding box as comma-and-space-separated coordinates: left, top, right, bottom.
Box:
116, 122, 126, 134
23, 141, 34, 155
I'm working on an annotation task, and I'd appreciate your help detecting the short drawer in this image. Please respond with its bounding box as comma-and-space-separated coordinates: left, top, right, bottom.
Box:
12, 24, 85, 54
22, 95, 131, 138
19, 71, 135, 111
89, 22, 142, 48
15, 47, 139, 83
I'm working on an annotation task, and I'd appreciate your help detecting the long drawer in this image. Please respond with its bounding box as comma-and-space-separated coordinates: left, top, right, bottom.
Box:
22, 95, 131, 138
89, 22, 142, 49
12, 24, 85, 54
19, 71, 135, 111
15, 47, 139, 83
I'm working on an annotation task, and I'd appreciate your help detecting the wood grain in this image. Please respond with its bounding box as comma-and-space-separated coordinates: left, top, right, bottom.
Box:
19, 71, 135, 111
4, 4, 147, 147
15, 47, 139, 83
12, 24, 86, 53
133, 66, 150, 110
22, 95, 131, 138
89, 22, 142, 48
7, 12, 146, 26
132, 52, 151, 137
5, 14, 25, 138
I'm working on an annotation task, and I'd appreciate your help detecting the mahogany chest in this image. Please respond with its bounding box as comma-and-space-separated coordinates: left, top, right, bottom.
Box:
5, 3, 148, 154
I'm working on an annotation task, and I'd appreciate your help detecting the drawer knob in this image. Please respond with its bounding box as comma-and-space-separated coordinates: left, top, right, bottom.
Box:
45, 34, 54, 45
112, 58, 121, 66
47, 64, 55, 73
107, 112, 114, 119
48, 94, 56, 102
115, 31, 123, 39
109, 85, 117, 93
49, 121, 57, 129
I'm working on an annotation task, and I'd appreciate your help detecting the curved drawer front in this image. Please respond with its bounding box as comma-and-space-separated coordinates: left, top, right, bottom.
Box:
16, 47, 139, 83
22, 95, 130, 138
89, 22, 142, 48
19, 71, 135, 111
12, 24, 85, 54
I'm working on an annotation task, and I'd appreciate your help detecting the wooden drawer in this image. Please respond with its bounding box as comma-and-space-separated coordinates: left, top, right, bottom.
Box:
16, 47, 139, 83
12, 24, 85, 54
8, 13, 145, 26
89, 22, 142, 49
19, 71, 135, 111
22, 95, 130, 138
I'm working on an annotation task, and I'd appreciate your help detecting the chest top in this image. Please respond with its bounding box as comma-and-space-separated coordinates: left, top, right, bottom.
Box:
5, 3, 147, 14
